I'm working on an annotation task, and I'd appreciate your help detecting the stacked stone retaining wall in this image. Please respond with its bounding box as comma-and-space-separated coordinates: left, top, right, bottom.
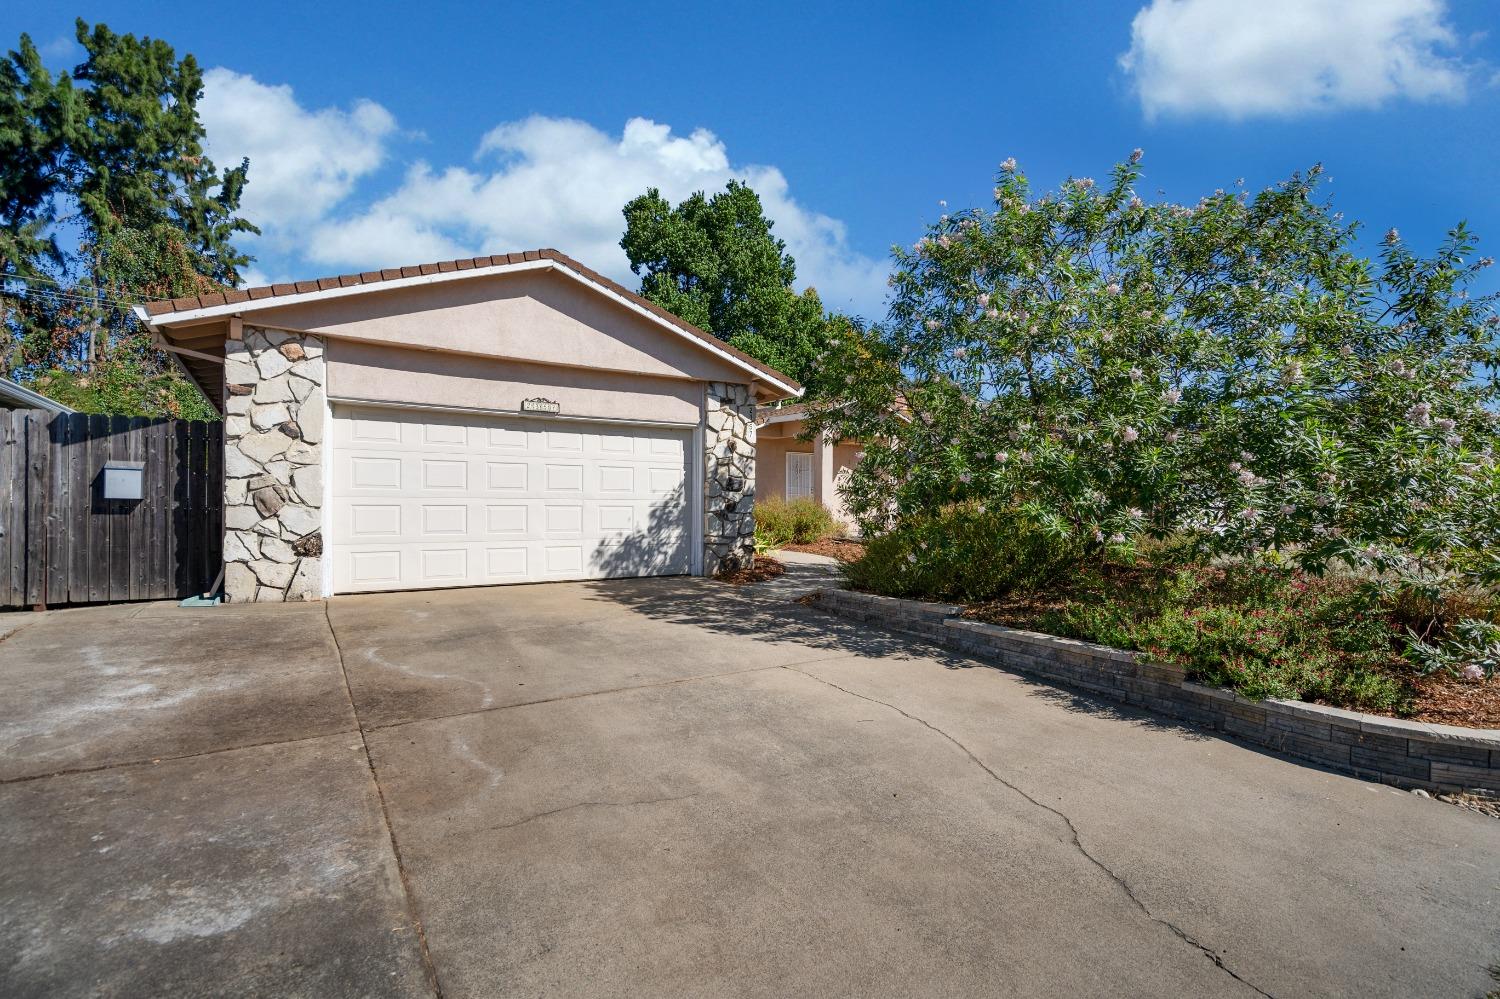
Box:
810, 589, 1500, 795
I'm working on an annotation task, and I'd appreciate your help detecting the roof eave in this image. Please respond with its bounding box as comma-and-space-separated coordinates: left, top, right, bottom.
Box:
138, 256, 804, 398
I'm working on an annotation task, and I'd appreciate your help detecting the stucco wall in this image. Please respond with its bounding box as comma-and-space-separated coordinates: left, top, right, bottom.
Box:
244, 268, 753, 387
326, 339, 701, 425
756, 419, 861, 525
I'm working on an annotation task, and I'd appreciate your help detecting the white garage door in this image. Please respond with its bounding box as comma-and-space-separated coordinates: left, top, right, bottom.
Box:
330, 405, 694, 593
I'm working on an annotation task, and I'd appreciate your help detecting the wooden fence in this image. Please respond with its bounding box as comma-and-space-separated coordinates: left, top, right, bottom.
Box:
1, 410, 222, 609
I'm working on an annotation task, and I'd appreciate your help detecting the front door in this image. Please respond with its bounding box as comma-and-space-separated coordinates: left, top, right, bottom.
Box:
785, 451, 813, 501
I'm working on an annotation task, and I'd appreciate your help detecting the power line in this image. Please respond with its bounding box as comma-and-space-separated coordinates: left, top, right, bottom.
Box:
0, 271, 182, 306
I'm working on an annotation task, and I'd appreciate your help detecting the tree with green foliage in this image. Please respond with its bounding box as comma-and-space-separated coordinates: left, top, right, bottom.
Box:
0, 34, 68, 373
620, 181, 836, 391
809, 153, 1500, 635
0, 18, 256, 418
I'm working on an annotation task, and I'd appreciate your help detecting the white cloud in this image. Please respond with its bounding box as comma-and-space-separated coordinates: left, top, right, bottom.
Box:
38, 34, 80, 64
1120, 0, 1472, 119
308, 114, 889, 315
198, 70, 888, 316
198, 68, 398, 230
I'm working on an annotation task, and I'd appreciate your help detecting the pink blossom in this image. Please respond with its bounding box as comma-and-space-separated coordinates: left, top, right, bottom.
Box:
1462, 663, 1485, 682
1106, 282, 1123, 296
1164, 431, 1180, 444
994, 451, 1009, 463
1162, 387, 1182, 404
1109, 532, 1126, 544
1128, 366, 1143, 382
985, 307, 1000, 319
1000, 157, 1017, 173
1121, 426, 1139, 443
977, 292, 990, 307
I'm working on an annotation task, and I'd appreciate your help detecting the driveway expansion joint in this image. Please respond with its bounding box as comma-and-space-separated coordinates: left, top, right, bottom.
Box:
783, 664, 1276, 999
326, 603, 446, 999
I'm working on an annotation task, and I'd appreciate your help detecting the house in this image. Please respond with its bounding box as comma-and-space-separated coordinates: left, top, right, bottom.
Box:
0, 375, 75, 414
755, 403, 863, 528
134, 249, 800, 602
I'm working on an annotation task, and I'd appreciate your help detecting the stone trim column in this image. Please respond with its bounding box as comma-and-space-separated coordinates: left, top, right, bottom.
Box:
704, 381, 756, 575
222, 327, 325, 602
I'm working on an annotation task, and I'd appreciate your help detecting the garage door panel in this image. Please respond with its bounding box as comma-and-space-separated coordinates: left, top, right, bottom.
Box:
332, 406, 693, 593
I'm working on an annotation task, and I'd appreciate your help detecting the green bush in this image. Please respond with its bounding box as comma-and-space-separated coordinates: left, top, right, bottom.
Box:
755, 496, 840, 549
844, 503, 1080, 602
1026, 565, 1412, 714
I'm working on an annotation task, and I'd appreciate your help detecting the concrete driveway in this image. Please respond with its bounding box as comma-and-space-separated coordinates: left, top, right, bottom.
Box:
2, 568, 1498, 998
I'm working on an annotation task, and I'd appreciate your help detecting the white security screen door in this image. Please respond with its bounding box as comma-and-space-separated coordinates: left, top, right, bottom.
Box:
330, 405, 693, 593
786, 451, 813, 500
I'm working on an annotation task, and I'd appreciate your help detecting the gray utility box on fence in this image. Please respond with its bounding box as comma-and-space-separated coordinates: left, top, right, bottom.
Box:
102, 460, 145, 500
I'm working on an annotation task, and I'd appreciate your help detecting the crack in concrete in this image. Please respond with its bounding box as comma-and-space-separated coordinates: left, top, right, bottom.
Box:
361, 652, 862, 734
0, 728, 362, 786
479, 793, 701, 835
784, 664, 1276, 999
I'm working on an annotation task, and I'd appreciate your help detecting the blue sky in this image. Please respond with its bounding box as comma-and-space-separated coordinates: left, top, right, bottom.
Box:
7, 0, 1499, 320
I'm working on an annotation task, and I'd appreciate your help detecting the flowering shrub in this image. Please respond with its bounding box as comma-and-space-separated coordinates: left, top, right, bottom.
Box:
807, 154, 1500, 625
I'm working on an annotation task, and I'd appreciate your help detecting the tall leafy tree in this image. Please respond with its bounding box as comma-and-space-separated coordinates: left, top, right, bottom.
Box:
0, 35, 70, 374
620, 181, 833, 390
0, 19, 256, 417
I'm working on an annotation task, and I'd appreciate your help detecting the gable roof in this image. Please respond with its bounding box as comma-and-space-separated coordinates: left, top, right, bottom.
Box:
134, 248, 802, 398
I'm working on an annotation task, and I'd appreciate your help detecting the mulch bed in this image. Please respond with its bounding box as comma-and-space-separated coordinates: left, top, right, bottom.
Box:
778, 538, 866, 563
1408, 673, 1500, 728
716, 556, 786, 586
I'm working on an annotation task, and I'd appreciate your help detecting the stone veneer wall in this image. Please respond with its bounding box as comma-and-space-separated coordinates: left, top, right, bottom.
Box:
704, 381, 756, 575
811, 588, 1500, 795
222, 327, 325, 602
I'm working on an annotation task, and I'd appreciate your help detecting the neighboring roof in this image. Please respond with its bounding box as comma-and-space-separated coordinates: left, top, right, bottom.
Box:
756, 402, 811, 426
134, 248, 802, 398
0, 376, 75, 414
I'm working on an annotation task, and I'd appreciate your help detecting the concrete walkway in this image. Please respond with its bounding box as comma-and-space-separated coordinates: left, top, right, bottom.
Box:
2, 572, 1498, 997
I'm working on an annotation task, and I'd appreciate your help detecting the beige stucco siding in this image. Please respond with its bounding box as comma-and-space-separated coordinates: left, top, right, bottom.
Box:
757, 417, 863, 525
326, 339, 703, 425
245, 269, 750, 386
758, 437, 797, 500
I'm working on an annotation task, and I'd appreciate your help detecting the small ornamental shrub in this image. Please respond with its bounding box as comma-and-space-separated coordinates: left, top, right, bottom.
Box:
755, 496, 840, 549
843, 503, 1081, 602
967, 562, 1414, 714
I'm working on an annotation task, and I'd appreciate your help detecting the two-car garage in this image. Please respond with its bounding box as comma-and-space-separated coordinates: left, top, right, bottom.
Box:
136, 249, 798, 602
328, 405, 694, 592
